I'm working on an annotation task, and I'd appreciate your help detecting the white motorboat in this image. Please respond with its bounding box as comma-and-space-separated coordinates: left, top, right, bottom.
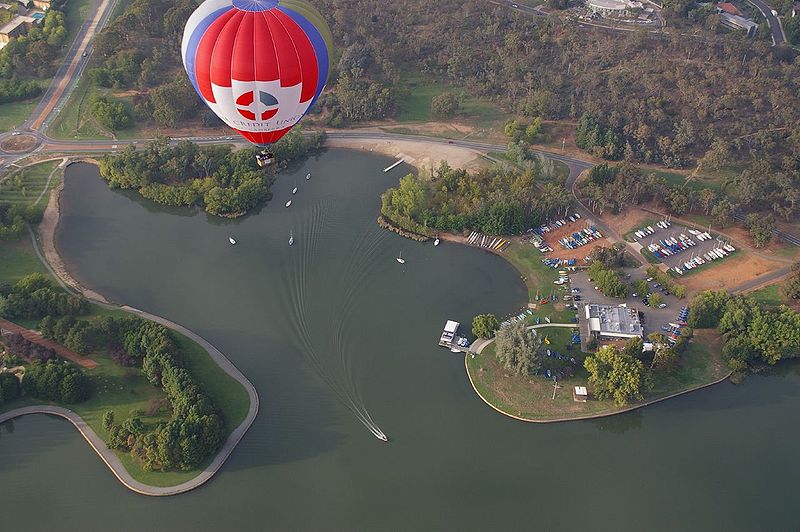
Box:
292, 185, 298, 195
396, 251, 405, 264
288, 231, 294, 246
305, 172, 311, 180
434, 237, 440, 246
228, 237, 236, 245
285, 200, 292, 208
376, 433, 388, 442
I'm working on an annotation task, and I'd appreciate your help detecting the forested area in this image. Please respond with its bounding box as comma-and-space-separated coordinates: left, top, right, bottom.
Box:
318, 0, 798, 165
0, 273, 225, 471
689, 290, 800, 376
86, 0, 206, 129
579, 157, 799, 238
98, 130, 323, 216
381, 161, 571, 236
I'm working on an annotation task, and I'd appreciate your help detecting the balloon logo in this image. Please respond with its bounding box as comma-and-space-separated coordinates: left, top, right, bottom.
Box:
182, 0, 333, 146
236, 90, 279, 121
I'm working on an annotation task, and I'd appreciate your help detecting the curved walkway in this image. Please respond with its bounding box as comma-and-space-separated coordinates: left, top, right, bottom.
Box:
11, 181, 260, 496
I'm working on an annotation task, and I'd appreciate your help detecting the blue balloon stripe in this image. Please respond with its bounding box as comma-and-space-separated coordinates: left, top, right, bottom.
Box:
184, 6, 234, 95
278, 6, 329, 103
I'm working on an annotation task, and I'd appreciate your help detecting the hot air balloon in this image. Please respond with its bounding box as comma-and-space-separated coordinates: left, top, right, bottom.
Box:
182, 0, 332, 166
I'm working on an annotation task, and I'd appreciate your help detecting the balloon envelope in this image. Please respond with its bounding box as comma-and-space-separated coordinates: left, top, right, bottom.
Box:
182, 0, 332, 145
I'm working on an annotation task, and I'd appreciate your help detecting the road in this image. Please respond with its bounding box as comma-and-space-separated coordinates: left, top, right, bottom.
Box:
746, 0, 787, 46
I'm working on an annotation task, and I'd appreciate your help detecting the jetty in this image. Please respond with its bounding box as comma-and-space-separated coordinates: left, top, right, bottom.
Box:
383, 158, 404, 172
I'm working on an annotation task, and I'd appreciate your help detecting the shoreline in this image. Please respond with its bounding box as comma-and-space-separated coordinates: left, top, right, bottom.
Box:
463, 330, 732, 423
11, 161, 260, 496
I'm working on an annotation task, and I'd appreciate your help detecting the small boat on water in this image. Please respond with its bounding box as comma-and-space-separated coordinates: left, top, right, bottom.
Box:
292, 185, 298, 195
305, 172, 311, 180
285, 200, 292, 208
396, 251, 405, 264
228, 237, 236, 245
376, 433, 388, 442
434, 237, 440, 246
288, 231, 294, 246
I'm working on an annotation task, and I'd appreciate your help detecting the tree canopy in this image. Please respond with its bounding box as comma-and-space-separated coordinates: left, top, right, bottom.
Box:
494, 321, 542, 375
584, 345, 651, 406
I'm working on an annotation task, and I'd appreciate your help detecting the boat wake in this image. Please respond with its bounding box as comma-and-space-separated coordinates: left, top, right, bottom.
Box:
280, 200, 387, 441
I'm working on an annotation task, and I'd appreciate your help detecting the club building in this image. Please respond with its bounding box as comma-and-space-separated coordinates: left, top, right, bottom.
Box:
585, 303, 643, 340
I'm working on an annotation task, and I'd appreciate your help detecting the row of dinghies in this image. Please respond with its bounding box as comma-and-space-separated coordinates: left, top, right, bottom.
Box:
466, 231, 510, 252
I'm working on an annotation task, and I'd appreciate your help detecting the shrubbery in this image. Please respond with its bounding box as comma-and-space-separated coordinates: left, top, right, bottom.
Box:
0, 202, 43, 240
0, 273, 87, 319
22, 360, 92, 403
99, 131, 323, 217
381, 162, 572, 236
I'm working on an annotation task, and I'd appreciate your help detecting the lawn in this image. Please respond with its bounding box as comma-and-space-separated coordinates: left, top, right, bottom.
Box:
0, 160, 61, 213
0, 100, 38, 133
501, 240, 561, 300
395, 73, 510, 129
748, 283, 783, 306
0, 236, 252, 488
466, 328, 729, 421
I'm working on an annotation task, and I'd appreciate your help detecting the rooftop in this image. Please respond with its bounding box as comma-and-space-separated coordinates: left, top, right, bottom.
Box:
585, 303, 643, 338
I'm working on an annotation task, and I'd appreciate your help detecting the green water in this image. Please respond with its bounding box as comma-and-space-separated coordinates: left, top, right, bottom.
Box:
1, 151, 798, 530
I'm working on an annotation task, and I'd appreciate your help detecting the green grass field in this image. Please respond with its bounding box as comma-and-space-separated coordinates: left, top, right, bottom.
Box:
748, 284, 783, 306
466, 330, 728, 421
502, 241, 561, 300
0, 236, 252, 487
395, 74, 510, 129
0, 100, 38, 133
0, 160, 61, 212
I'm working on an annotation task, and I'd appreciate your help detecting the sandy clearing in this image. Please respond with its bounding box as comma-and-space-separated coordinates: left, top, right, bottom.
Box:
600, 208, 656, 238
680, 253, 786, 295
325, 137, 485, 172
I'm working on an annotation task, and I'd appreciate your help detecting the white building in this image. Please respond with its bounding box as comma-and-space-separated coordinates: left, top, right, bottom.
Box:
585, 303, 643, 339
586, 0, 643, 15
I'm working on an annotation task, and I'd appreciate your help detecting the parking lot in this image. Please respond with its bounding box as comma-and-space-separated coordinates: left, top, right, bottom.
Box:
630, 220, 737, 274
567, 267, 685, 338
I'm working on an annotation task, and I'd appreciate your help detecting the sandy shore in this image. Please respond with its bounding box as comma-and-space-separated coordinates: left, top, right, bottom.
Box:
325, 137, 486, 172
39, 173, 110, 303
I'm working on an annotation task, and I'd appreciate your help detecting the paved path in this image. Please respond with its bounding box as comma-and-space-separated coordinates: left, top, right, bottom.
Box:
16, 221, 260, 497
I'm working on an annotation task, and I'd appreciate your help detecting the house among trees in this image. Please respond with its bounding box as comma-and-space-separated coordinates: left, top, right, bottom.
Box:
715, 4, 758, 36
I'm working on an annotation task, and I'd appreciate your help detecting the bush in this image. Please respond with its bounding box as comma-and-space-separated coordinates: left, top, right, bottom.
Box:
472, 314, 499, 339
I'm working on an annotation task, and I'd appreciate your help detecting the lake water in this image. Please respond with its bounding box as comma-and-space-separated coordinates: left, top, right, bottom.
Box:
1, 151, 798, 530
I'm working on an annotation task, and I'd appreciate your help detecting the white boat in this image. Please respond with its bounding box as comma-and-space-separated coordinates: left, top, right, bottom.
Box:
292, 185, 298, 195
228, 237, 236, 245
288, 231, 294, 246
305, 172, 311, 180
285, 200, 292, 208
396, 251, 405, 264
434, 237, 440, 246
376, 432, 388, 442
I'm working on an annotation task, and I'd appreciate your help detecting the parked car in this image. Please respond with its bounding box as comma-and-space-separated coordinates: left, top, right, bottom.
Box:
658, 303, 668, 309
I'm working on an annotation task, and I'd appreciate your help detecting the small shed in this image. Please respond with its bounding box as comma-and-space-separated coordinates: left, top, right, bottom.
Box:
573, 386, 588, 402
